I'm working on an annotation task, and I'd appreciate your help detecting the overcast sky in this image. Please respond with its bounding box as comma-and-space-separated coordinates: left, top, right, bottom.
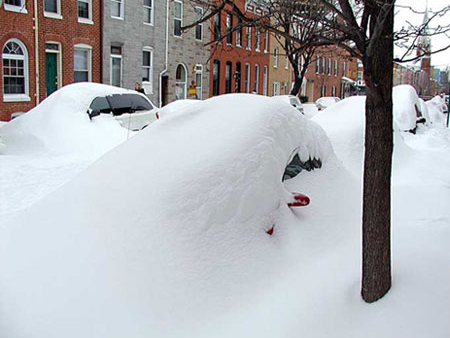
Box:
394, 0, 450, 70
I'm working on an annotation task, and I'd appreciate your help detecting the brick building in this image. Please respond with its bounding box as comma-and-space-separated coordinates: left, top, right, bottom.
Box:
268, 33, 292, 96
209, 0, 270, 97
0, 0, 102, 121
303, 48, 358, 101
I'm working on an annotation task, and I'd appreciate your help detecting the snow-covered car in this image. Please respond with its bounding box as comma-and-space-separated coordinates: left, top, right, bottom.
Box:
0, 94, 332, 336
88, 92, 158, 131
393, 85, 427, 132
315, 96, 341, 110
276, 95, 304, 114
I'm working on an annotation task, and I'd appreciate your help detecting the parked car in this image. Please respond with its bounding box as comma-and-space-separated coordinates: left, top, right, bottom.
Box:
0, 94, 332, 335
277, 95, 305, 114
315, 96, 341, 110
88, 92, 158, 131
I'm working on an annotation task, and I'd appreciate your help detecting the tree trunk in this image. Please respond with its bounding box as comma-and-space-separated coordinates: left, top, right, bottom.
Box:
361, 4, 394, 303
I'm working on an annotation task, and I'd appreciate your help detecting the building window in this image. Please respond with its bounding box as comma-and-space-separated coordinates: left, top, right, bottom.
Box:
212, 60, 220, 96
235, 62, 241, 92
74, 45, 91, 82
195, 7, 203, 40
263, 31, 268, 53
143, 0, 153, 24
2, 39, 29, 101
225, 61, 232, 93
343, 61, 347, 77
236, 17, 242, 47
111, 0, 123, 18
110, 46, 122, 87
328, 58, 332, 76
226, 13, 233, 44
254, 64, 259, 93
322, 57, 325, 74
77, 0, 92, 22
263, 65, 268, 95
320, 84, 326, 97
245, 27, 251, 50
195, 64, 202, 99
142, 48, 153, 93
4, 0, 27, 13
173, 0, 182, 37
214, 12, 221, 41
315, 58, 319, 74
273, 47, 278, 68
285, 55, 289, 69
332, 85, 336, 96
255, 29, 260, 51
175, 63, 187, 99
334, 59, 338, 76
44, 0, 61, 16
244, 63, 250, 93
273, 82, 280, 96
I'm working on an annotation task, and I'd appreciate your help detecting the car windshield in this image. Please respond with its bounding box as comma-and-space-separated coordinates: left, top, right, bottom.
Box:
282, 153, 322, 181
106, 94, 153, 116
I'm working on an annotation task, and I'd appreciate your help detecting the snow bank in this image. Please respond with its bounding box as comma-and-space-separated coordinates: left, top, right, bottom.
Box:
392, 84, 423, 131
0, 83, 131, 158
303, 103, 319, 118
426, 95, 447, 126
0, 94, 332, 337
158, 99, 201, 118
312, 96, 366, 177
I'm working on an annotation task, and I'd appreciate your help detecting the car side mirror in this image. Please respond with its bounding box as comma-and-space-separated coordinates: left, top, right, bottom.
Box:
417, 117, 426, 124
89, 109, 100, 119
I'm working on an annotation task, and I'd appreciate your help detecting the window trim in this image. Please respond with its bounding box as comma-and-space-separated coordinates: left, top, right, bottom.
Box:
244, 62, 250, 93
254, 64, 259, 93
236, 18, 242, 47
263, 65, 268, 96
143, 0, 154, 25
43, 0, 62, 19
110, 48, 123, 87
194, 6, 203, 41
195, 63, 203, 99
3, 0, 28, 14
263, 31, 268, 53
245, 26, 251, 51
73, 43, 92, 82
273, 47, 278, 68
142, 47, 153, 94
173, 0, 183, 37
2, 38, 30, 102
77, 0, 93, 24
255, 29, 260, 52
111, 0, 124, 20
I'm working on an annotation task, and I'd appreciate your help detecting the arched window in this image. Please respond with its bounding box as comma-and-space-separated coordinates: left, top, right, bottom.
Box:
175, 63, 187, 100
2, 39, 30, 101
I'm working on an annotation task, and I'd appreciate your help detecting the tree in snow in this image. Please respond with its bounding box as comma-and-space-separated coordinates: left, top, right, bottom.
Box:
184, 0, 450, 303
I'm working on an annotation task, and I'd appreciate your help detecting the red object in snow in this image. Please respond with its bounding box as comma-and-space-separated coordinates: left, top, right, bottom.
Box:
266, 226, 274, 235
287, 193, 310, 207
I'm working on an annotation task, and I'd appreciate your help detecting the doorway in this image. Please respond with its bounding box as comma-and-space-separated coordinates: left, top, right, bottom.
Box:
45, 42, 61, 97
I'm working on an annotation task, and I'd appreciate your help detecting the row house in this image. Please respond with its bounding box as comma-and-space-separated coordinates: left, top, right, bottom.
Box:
209, 0, 270, 97
268, 33, 292, 96
164, 0, 210, 104
303, 48, 358, 101
0, 0, 101, 121
102, 0, 167, 106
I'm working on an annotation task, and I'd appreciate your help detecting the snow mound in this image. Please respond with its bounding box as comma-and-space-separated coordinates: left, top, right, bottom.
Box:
312, 96, 366, 177
158, 99, 202, 118
426, 95, 447, 126
0, 94, 332, 337
392, 85, 422, 131
0, 83, 131, 157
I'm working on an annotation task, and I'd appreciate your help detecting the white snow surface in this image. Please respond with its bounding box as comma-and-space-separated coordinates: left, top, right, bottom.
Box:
392, 84, 422, 131
426, 95, 447, 126
1, 93, 449, 338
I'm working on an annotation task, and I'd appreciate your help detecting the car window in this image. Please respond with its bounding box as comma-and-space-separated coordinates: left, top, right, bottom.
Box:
89, 97, 111, 114
282, 153, 322, 181
106, 94, 154, 116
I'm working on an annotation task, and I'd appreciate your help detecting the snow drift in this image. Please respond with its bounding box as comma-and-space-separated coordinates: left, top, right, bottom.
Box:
0, 94, 332, 337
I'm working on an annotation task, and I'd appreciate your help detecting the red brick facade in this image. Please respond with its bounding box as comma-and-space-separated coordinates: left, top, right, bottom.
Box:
0, 0, 101, 121
209, 0, 270, 97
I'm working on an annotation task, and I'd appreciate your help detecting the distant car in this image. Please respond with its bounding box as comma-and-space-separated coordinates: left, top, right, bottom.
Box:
315, 96, 341, 110
88, 92, 158, 131
277, 95, 305, 114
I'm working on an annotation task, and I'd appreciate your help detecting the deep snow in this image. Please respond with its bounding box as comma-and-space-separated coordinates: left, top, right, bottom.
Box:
0, 92, 449, 338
